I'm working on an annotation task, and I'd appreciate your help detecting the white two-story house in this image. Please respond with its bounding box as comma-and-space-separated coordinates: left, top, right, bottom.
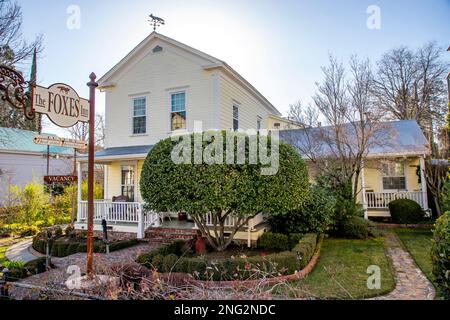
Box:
75, 32, 291, 242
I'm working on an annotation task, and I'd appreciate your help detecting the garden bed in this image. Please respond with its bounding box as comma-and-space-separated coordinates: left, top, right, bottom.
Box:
32, 232, 140, 258
136, 233, 322, 283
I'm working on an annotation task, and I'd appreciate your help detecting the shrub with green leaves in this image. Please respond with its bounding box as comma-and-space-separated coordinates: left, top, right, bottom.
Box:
431, 211, 450, 299
337, 216, 369, 239
140, 132, 310, 251
389, 199, 424, 224
269, 184, 335, 234
258, 232, 290, 251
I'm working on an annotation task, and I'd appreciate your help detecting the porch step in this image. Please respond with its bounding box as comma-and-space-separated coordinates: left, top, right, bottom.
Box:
145, 227, 198, 241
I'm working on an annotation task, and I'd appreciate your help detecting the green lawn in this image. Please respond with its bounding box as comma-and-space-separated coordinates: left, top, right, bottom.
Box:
394, 228, 436, 287
287, 237, 395, 300
0, 237, 22, 265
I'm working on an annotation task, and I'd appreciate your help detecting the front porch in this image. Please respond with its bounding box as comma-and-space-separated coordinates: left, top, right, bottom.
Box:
75, 200, 267, 247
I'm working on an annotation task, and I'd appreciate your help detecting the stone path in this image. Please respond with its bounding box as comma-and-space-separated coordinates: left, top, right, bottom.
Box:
371, 233, 435, 300
9, 243, 160, 300
5, 239, 44, 263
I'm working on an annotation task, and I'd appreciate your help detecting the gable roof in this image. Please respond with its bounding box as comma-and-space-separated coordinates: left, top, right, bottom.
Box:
98, 32, 281, 116
279, 120, 431, 158
0, 127, 73, 155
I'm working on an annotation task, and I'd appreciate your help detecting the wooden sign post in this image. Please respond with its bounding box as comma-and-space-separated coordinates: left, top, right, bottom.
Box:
86, 73, 98, 277
1, 65, 98, 278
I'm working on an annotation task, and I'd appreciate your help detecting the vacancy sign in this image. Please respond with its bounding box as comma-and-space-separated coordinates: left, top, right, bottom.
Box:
34, 135, 88, 149
33, 83, 90, 128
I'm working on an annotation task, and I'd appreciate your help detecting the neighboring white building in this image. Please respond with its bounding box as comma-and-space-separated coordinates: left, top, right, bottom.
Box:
0, 127, 74, 204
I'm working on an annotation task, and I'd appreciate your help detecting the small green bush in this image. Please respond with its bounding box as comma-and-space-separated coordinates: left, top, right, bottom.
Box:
162, 254, 179, 273
389, 199, 424, 224
54, 226, 63, 237
258, 232, 290, 251
292, 233, 318, 269
338, 216, 369, 239
24, 257, 47, 275
288, 233, 303, 249
431, 211, 450, 299
19, 225, 40, 237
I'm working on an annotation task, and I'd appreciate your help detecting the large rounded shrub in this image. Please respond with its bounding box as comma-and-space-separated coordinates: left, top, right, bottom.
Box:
388, 199, 424, 224
269, 184, 335, 234
431, 211, 450, 299
140, 131, 310, 251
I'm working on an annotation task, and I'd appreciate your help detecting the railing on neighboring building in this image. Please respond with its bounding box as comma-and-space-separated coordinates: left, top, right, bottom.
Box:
365, 192, 425, 209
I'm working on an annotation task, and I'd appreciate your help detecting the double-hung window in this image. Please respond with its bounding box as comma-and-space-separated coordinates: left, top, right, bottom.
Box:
257, 116, 262, 130
121, 165, 135, 201
381, 161, 406, 190
233, 105, 239, 131
171, 92, 186, 131
132, 98, 147, 135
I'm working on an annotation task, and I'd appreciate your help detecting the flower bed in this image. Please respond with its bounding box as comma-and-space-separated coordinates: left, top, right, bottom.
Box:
136, 233, 322, 283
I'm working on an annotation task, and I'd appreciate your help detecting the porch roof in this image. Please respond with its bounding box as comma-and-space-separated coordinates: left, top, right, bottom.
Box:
80, 145, 153, 162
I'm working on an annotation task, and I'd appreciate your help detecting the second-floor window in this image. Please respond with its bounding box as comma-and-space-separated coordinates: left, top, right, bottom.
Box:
171, 92, 186, 131
132, 98, 147, 135
257, 116, 262, 130
381, 161, 406, 190
233, 105, 239, 131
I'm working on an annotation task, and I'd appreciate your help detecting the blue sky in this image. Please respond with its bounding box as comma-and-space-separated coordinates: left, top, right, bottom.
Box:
17, 0, 449, 136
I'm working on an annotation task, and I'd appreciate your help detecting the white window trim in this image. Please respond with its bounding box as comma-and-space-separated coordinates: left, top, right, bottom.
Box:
232, 104, 240, 131
130, 96, 148, 137
168, 90, 188, 133
380, 161, 408, 191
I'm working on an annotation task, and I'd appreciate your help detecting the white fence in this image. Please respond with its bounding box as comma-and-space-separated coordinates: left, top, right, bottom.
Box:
204, 212, 264, 230
365, 192, 425, 209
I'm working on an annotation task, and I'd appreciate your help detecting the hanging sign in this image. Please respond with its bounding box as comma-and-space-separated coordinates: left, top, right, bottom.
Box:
44, 175, 78, 184
33, 83, 90, 128
34, 135, 88, 149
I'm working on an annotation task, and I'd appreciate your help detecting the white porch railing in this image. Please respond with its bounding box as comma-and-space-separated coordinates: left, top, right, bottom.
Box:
204, 212, 265, 230
78, 201, 160, 239
365, 192, 425, 209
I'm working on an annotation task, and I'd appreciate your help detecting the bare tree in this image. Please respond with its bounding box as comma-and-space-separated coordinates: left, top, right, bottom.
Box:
0, 0, 42, 67
0, 0, 43, 131
66, 113, 105, 150
285, 56, 391, 201
374, 42, 448, 146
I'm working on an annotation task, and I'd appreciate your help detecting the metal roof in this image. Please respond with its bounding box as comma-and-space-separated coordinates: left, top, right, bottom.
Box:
0, 127, 73, 155
280, 120, 431, 158
94, 145, 154, 158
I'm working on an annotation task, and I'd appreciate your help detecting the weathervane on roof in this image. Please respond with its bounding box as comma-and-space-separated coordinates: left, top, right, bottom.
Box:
149, 14, 165, 32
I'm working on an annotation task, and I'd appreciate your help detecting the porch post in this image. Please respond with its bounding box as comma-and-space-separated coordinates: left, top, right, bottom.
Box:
137, 204, 144, 239
419, 156, 429, 211
77, 161, 82, 222
103, 164, 108, 200
361, 162, 368, 220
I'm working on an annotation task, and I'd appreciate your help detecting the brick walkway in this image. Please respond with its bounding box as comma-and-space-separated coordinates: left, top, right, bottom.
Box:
9, 243, 160, 300
371, 234, 435, 300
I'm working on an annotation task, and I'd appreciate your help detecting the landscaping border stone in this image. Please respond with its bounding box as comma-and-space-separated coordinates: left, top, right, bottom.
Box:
158, 234, 324, 288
